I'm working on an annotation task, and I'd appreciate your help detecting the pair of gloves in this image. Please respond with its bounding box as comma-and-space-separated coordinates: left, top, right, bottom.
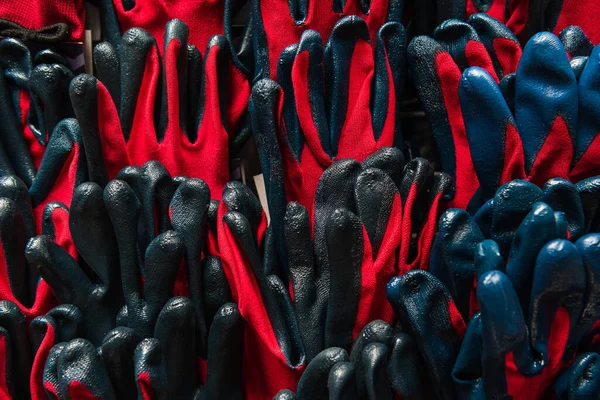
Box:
412, 14, 600, 212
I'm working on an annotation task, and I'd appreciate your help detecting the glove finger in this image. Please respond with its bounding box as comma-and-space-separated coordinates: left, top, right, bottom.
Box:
136, 161, 175, 251
284, 202, 321, 360
0, 197, 31, 306
529, 240, 586, 364
362, 342, 392, 400
29, 119, 85, 209
205, 303, 244, 400
477, 270, 529, 397
460, 67, 525, 202
143, 231, 184, 328
515, 32, 577, 183
57, 338, 115, 399
429, 208, 484, 320
93, 42, 121, 111
314, 159, 362, 272
362, 146, 405, 189
104, 179, 142, 312
355, 168, 398, 257
506, 202, 559, 316
202, 256, 232, 326
43, 342, 65, 399
468, 13, 522, 78
475, 239, 504, 281
452, 312, 484, 397
387, 271, 464, 400
543, 178, 585, 240
154, 297, 197, 398
0, 300, 30, 398
349, 320, 393, 398
0, 175, 34, 237
119, 27, 160, 142
157, 19, 189, 142
325, 17, 376, 158
170, 177, 210, 354
100, 327, 141, 399
277, 43, 302, 160
388, 332, 424, 399
328, 361, 357, 399
29, 63, 74, 137
70, 182, 120, 292
274, 389, 296, 400
433, 19, 498, 79
296, 347, 349, 400
134, 338, 165, 398
224, 211, 298, 366
324, 209, 363, 350
559, 26, 593, 58
571, 56, 588, 81
372, 22, 406, 147
267, 274, 305, 366
554, 352, 600, 400
25, 235, 93, 307
487, 179, 544, 256
499, 72, 516, 113
222, 180, 264, 233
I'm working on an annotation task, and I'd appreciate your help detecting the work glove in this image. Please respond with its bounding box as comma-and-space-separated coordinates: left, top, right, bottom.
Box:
413, 0, 510, 35
134, 298, 244, 399
387, 270, 466, 400
0, 301, 82, 400
0, 38, 77, 185
0, 0, 85, 42
458, 33, 599, 209
25, 175, 184, 345
431, 176, 588, 320
71, 19, 250, 191
453, 236, 600, 399
92, 0, 249, 65
252, 0, 404, 80
273, 320, 424, 399
409, 14, 522, 210
252, 16, 406, 268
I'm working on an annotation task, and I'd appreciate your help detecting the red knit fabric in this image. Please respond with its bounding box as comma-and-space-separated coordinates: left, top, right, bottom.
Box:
0, 0, 85, 41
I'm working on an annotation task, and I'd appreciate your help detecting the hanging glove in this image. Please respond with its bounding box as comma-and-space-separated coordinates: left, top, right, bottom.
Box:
0, 0, 85, 42
25, 176, 185, 345
274, 320, 424, 399
134, 298, 244, 399
71, 19, 250, 190
0, 38, 75, 183
387, 270, 466, 400
252, 0, 403, 80
0, 301, 82, 400
408, 14, 522, 211
92, 0, 248, 64
453, 237, 598, 399
251, 16, 406, 268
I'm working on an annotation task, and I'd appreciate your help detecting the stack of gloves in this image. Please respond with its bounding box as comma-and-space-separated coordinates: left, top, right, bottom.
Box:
1, 0, 600, 399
